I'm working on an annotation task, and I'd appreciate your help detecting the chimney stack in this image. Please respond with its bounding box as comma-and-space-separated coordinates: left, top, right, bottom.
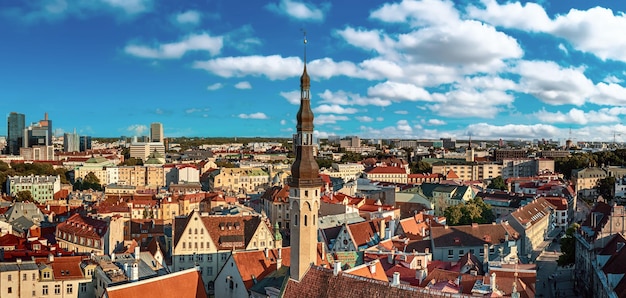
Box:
391, 272, 400, 286
490, 272, 496, 291
134, 245, 140, 260
264, 247, 269, 259
388, 251, 395, 265
333, 261, 342, 276
276, 248, 282, 270
379, 218, 386, 240
369, 262, 376, 274
132, 262, 139, 282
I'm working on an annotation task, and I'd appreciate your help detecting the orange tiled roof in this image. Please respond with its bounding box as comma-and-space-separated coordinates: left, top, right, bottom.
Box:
232, 247, 291, 289
105, 269, 207, 298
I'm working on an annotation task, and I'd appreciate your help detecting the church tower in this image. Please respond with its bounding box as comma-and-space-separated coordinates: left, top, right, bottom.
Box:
289, 33, 323, 281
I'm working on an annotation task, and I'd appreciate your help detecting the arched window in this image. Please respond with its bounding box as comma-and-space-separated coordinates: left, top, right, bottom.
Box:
195, 228, 198, 234
304, 215, 308, 226
294, 214, 298, 226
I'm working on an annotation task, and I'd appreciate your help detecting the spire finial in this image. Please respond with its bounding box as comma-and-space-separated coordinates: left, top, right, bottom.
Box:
301, 28, 307, 64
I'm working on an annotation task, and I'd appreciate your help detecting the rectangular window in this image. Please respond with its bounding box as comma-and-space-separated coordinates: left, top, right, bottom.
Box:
208, 255, 213, 262
43, 285, 48, 295
448, 249, 453, 259
8, 287, 12, 294
7, 274, 11, 281
55, 285, 61, 294
208, 267, 213, 276
23, 273, 26, 281
67, 284, 73, 294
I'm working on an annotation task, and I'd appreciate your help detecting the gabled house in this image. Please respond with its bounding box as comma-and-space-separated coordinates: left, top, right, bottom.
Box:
504, 197, 556, 256
331, 218, 388, 252
171, 211, 279, 295
430, 222, 518, 263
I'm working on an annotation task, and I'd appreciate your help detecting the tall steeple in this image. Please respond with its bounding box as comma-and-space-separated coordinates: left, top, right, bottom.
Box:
290, 32, 323, 281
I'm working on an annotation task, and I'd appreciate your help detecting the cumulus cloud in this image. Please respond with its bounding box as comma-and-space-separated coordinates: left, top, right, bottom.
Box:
467, 123, 561, 139
206, 83, 223, 91
318, 89, 392, 107
395, 110, 409, 115
313, 104, 358, 114
127, 124, 148, 136
535, 108, 626, 125
469, 1, 626, 63
173, 10, 201, 26
280, 91, 301, 105
428, 119, 446, 125
125, 32, 223, 59
234, 81, 252, 89
194, 55, 301, 80
2, 0, 153, 23
315, 114, 349, 125
280, 120, 287, 125
428, 89, 514, 118
514, 60, 595, 106
265, 0, 329, 21
367, 81, 432, 102
238, 112, 268, 119
355, 116, 374, 122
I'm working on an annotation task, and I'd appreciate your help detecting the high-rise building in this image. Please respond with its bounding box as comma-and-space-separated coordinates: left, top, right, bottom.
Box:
24, 113, 52, 147
64, 129, 80, 152
7, 112, 25, 155
150, 122, 164, 143
80, 135, 92, 151
289, 37, 323, 282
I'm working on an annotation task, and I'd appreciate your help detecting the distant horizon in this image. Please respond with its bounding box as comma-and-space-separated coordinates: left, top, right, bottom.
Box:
4, 1, 626, 142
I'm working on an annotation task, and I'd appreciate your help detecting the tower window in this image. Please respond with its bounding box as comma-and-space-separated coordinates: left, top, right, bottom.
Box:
294, 214, 298, 226
305, 190, 308, 197
304, 215, 308, 226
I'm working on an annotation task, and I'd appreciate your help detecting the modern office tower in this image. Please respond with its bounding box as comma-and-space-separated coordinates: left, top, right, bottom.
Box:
150, 122, 164, 143
24, 113, 53, 147
80, 135, 92, 152
7, 112, 25, 155
64, 130, 80, 152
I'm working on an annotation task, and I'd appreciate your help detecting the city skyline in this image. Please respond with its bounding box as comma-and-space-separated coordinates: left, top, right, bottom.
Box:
3, 1, 626, 142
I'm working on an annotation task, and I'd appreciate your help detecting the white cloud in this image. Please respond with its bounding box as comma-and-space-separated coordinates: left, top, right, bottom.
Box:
367, 81, 432, 102
604, 75, 623, 84
376, 117, 384, 122
238, 112, 268, 119
370, 0, 460, 27
265, 0, 328, 21
234, 81, 252, 89
535, 107, 626, 125
126, 124, 147, 136
429, 89, 513, 118
280, 91, 301, 105
467, 123, 561, 139
313, 104, 358, 114
314, 115, 349, 125
2, 0, 153, 23
395, 110, 408, 115
194, 55, 301, 80
558, 43, 568, 55
173, 10, 201, 26
355, 116, 374, 122
469, 1, 626, 63
101, 0, 152, 14
206, 83, 223, 91
125, 32, 223, 59
514, 60, 595, 106
280, 120, 287, 125
428, 119, 446, 125
318, 89, 392, 107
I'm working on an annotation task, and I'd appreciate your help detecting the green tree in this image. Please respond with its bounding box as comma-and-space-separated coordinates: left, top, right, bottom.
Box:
558, 223, 580, 266
411, 160, 432, 174
596, 176, 616, 201
444, 204, 463, 225
340, 152, 362, 163
316, 158, 333, 169
15, 190, 33, 202
119, 157, 143, 166
487, 176, 507, 190
75, 172, 103, 191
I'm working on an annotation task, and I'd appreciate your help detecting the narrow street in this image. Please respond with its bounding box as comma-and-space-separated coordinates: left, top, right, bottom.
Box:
534, 229, 580, 297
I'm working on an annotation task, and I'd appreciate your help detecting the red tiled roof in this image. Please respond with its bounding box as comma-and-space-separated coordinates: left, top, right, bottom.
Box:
260, 185, 290, 203
105, 268, 207, 298
56, 213, 108, 240
509, 197, 555, 227
366, 166, 407, 174
232, 247, 291, 289
282, 266, 432, 298
34, 256, 86, 280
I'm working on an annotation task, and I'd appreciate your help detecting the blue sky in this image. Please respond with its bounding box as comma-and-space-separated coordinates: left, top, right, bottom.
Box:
3, 0, 626, 142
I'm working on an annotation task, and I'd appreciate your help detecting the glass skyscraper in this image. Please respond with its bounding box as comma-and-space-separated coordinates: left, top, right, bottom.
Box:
7, 112, 25, 155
